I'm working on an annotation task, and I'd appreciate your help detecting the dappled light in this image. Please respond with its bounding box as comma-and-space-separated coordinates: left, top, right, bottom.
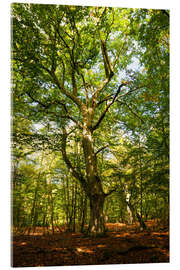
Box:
20, 242, 27, 246
76, 247, 94, 254
12, 222, 169, 267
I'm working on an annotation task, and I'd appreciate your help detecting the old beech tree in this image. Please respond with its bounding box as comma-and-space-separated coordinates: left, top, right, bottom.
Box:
12, 4, 169, 235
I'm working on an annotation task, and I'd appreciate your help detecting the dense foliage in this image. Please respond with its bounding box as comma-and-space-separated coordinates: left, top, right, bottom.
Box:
11, 4, 169, 234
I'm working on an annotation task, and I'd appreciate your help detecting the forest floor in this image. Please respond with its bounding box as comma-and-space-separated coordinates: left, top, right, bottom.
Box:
12, 220, 169, 267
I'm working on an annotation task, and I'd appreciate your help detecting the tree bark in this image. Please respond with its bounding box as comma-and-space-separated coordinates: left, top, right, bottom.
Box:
88, 193, 106, 236
61, 94, 120, 235
81, 122, 106, 235
80, 195, 87, 233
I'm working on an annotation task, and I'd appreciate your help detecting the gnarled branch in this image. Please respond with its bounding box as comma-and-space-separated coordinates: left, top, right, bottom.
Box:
92, 83, 126, 131
95, 144, 109, 155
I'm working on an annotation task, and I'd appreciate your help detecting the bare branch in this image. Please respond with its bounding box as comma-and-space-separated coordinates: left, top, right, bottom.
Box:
100, 34, 114, 79
71, 68, 77, 96
92, 83, 126, 131
95, 144, 109, 155
162, 10, 169, 18
40, 63, 83, 110
97, 94, 113, 107
105, 188, 117, 197
54, 100, 83, 128
56, 27, 71, 53
26, 91, 49, 109
51, 72, 83, 109
60, 58, 66, 87
80, 73, 89, 106
91, 32, 115, 100
117, 84, 145, 99
92, 76, 113, 104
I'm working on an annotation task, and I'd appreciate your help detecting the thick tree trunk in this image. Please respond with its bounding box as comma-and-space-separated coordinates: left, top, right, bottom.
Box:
82, 122, 106, 236
61, 112, 108, 236
88, 193, 106, 236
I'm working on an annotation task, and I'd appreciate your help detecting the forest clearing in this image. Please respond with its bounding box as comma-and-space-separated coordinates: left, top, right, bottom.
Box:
11, 3, 169, 267
12, 220, 169, 267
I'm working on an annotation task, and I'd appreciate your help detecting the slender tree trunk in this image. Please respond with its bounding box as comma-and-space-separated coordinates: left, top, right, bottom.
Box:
136, 212, 146, 230
64, 177, 70, 227
138, 142, 143, 219
73, 181, 78, 232
50, 197, 54, 234
28, 178, 39, 235
124, 184, 133, 224
68, 181, 75, 232
80, 195, 87, 233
